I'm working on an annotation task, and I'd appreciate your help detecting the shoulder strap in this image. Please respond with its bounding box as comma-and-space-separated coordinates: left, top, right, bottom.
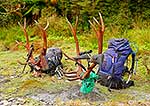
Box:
97, 53, 104, 73
130, 51, 136, 73
126, 51, 136, 84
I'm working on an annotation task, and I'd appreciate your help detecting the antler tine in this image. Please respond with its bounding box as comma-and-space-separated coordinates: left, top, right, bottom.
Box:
97, 12, 105, 54
93, 17, 101, 28
66, 18, 74, 32
75, 16, 78, 32
24, 18, 26, 29
44, 20, 49, 30
34, 20, 48, 70
66, 17, 83, 78
99, 12, 105, 33
66, 17, 80, 56
88, 20, 97, 35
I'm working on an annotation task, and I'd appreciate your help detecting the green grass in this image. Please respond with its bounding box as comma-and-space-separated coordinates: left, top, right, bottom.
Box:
0, 45, 150, 105
0, 16, 150, 105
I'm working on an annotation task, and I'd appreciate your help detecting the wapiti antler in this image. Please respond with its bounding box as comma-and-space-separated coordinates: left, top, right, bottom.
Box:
64, 13, 105, 80
18, 19, 49, 75
34, 20, 49, 71
88, 12, 104, 54
18, 18, 35, 73
81, 12, 104, 79
63, 16, 83, 81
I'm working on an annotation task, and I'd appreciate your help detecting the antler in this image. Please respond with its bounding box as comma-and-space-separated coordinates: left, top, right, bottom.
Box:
64, 16, 83, 80
63, 13, 105, 80
18, 19, 49, 76
88, 12, 104, 54
18, 18, 36, 75
81, 12, 105, 79
66, 16, 80, 56
34, 20, 49, 70
18, 18, 30, 51
18, 18, 35, 64
34, 20, 49, 55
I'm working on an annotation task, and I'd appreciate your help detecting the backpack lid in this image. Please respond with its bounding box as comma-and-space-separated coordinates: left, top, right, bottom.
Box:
108, 38, 131, 52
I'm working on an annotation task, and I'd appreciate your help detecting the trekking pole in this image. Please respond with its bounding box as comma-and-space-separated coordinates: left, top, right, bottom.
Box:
22, 44, 34, 74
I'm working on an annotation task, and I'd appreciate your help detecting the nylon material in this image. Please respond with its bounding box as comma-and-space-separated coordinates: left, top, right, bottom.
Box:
109, 38, 128, 44
108, 43, 130, 51
113, 62, 124, 76
101, 54, 112, 72
108, 39, 129, 51
98, 38, 133, 80
43, 47, 62, 74
80, 72, 99, 94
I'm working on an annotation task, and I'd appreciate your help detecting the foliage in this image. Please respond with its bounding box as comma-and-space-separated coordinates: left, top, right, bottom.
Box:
1, 0, 150, 32
0, 0, 51, 27
53, 0, 150, 33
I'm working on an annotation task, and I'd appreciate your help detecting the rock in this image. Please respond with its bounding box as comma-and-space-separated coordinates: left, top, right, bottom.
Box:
81, 102, 91, 106
118, 102, 126, 106
0, 100, 10, 106
128, 100, 136, 105
8, 98, 15, 102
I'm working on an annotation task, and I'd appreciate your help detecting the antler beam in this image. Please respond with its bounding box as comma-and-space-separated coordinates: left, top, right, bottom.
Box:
18, 18, 30, 51
88, 12, 104, 54
81, 12, 105, 79
34, 20, 49, 70
65, 17, 83, 78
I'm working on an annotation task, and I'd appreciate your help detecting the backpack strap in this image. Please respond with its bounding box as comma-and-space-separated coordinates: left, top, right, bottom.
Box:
126, 51, 136, 84
130, 51, 136, 73
128, 41, 138, 74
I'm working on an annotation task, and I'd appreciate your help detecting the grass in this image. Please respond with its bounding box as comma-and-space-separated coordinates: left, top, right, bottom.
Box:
0, 16, 150, 105
0, 50, 150, 105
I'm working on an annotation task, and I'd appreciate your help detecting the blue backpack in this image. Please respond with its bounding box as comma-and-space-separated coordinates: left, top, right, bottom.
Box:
97, 38, 136, 89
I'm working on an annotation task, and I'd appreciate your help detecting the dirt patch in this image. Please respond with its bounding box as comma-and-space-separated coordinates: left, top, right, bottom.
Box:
28, 85, 107, 105
0, 75, 10, 86
129, 90, 150, 101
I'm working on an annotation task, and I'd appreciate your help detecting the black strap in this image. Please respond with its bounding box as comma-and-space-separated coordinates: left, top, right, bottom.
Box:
129, 51, 136, 74
75, 61, 87, 72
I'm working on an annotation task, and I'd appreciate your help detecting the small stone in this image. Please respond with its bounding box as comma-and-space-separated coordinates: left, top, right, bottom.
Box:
10, 76, 15, 78
118, 102, 125, 106
81, 102, 91, 106
128, 100, 136, 105
0, 101, 3, 105
17, 98, 24, 102
8, 98, 15, 102
0, 100, 10, 105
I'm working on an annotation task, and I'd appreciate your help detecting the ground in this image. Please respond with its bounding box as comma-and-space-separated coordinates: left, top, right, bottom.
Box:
0, 50, 150, 106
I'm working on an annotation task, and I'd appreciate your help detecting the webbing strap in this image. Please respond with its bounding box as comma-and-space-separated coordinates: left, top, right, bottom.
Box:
130, 51, 136, 73
126, 51, 136, 84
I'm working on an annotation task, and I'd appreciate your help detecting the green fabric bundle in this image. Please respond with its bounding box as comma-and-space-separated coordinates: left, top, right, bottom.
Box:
80, 72, 99, 94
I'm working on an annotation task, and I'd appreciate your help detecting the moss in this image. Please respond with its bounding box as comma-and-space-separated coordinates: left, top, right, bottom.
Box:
24, 98, 42, 106
19, 79, 44, 92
